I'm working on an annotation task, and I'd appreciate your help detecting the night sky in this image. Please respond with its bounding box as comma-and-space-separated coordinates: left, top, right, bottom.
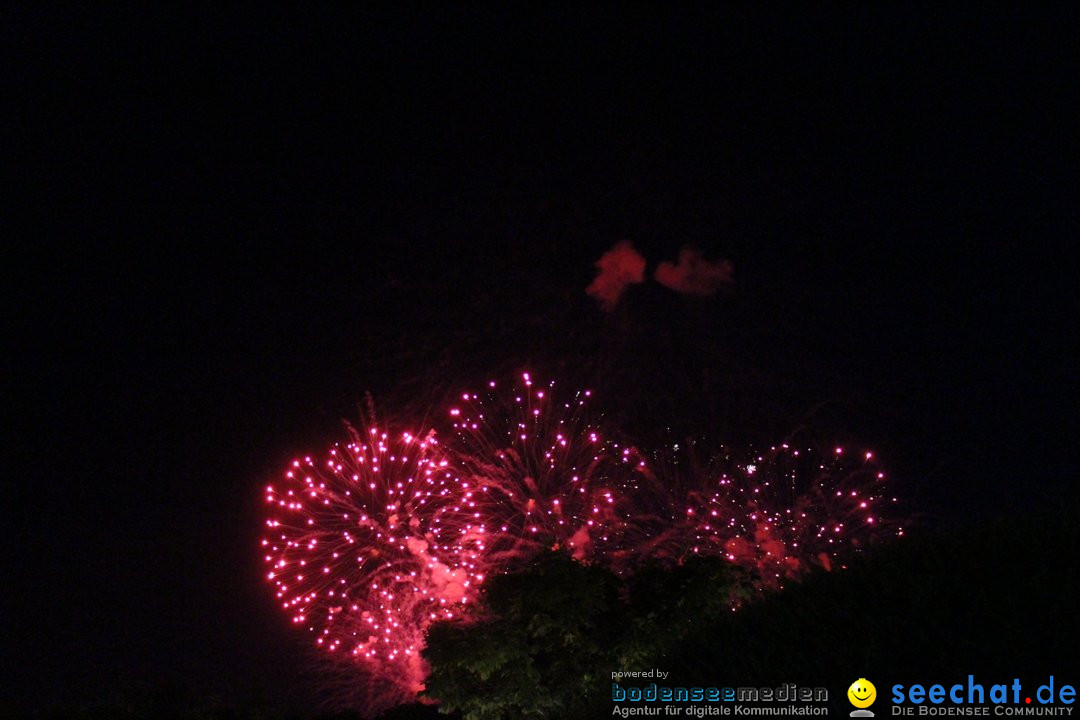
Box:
6, 6, 1078, 715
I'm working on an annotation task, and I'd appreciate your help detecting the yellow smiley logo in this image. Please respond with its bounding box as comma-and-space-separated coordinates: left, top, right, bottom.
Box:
848, 679, 877, 708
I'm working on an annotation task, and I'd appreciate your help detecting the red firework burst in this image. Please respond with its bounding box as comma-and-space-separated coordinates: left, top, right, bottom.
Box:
261, 425, 482, 706
259, 373, 903, 713
441, 372, 653, 572
631, 441, 902, 586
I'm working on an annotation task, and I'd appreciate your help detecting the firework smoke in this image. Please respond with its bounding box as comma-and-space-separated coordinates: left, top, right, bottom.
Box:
586, 241, 647, 311
655, 247, 734, 296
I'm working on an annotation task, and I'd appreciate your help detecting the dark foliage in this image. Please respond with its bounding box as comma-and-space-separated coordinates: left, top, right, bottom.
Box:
422, 553, 625, 719
422, 551, 750, 719
423, 500, 1078, 719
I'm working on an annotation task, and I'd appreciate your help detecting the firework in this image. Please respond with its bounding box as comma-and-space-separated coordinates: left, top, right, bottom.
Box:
261, 424, 482, 707
440, 373, 653, 572
631, 440, 902, 586
260, 373, 902, 712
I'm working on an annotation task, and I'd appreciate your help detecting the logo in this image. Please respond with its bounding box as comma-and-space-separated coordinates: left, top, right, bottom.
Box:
849, 678, 878, 717
890, 676, 1076, 715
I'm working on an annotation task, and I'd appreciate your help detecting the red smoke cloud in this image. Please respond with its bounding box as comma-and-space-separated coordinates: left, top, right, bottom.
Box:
586, 241, 646, 311
655, 247, 734, 296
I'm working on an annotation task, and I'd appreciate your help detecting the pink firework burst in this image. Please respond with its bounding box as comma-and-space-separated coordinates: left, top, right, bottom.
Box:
261, 425, 481, 707
260, 374, 904, 712
441, 372, 653, 573
632, 441, 902, 586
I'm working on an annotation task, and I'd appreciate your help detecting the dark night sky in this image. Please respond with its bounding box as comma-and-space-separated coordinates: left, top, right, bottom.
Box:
5, 5, 1078, 713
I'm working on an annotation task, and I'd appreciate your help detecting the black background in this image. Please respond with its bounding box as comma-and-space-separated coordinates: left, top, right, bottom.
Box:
5, 5, 1077, 714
